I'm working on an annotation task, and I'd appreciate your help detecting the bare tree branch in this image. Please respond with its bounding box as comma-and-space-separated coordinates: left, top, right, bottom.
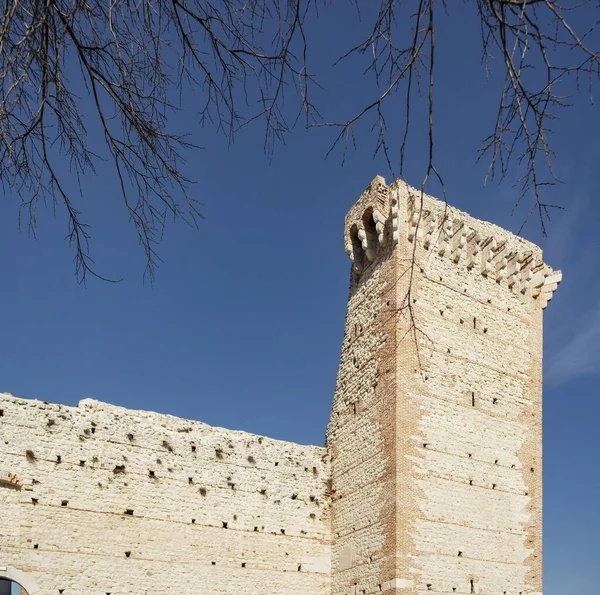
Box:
0, 0, 597, 281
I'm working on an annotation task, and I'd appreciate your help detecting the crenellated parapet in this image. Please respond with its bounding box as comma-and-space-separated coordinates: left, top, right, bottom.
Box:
344, 177, 562, 309
344, 175, 390, 274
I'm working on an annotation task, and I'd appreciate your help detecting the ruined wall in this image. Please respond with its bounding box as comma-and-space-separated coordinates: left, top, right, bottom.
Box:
328, 178, 559, 595
0, 394, 331, 595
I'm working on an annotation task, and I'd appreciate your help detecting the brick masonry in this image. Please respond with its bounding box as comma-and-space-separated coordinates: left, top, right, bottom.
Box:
0, 177, 560, 595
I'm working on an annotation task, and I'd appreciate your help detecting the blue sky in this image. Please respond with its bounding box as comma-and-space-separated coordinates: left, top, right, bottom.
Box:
1, 3, 598, 593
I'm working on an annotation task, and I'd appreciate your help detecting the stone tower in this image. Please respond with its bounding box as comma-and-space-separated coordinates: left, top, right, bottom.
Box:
326, 177, 561, 595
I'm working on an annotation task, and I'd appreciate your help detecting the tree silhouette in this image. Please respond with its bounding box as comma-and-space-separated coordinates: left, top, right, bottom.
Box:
1, 0, 597, 281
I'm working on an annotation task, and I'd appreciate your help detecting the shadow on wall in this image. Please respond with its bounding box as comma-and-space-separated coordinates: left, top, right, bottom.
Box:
0, 579, 29, 595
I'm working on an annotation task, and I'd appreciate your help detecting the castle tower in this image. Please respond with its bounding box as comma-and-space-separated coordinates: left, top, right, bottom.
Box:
326, 177, 561, 595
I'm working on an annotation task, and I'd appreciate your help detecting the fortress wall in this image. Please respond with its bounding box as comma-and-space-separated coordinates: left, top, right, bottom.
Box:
394, 182, 544, 595
327, 177, 404, 595
0, 394, 331, 595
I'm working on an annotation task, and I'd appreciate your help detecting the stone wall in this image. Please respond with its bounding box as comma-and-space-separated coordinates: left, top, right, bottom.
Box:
327, 176, 404, 595
0, 395, 331, 595
395, 180, 547, 595
328, 178, 558, 595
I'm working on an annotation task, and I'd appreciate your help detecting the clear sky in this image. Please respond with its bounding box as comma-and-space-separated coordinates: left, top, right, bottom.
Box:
1, 3, 598, 594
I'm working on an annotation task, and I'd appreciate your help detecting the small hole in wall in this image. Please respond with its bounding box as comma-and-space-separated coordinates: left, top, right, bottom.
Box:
440, 310, 444, 316
31, 498, 38, 505
125, 509, 134, 516
469, 479, 473, 486
297, 564, 302, 572
291, 493, 298, 500
495, 460, 499, 465
458, 551, 463, 557
470, 579, 475, 593
248, 456, 256, 464
191, 444, 196, 452
260, 488, 267, 495
313, 466, 318, 475
473, 317, 477, 329
127, 433, 134, 441
162, 440, 173, 452
472, 392, 476, 407
310, 513, 316, 519
487, 299, 491, 304
493, 398, 498, 405
525, 491, 529, 496
468, 453, 472, 458
241, 562, 246, 568
149, 470, 155, 478
281, 529, 285, 535
215, 449, 224, 459
199, 488, 207, 497
0, 409, 3, 417
460, 319, 464, 324
47, 419, 56, 427
188, 477, 193, 484
61, 500, 68, 506
531, 467, 535, 473
222, 522, 228, 529
34, 544, 39, 549
113, 465, 125, 474
125, 551, 131, 558
427, 584, 432, 590
90, 427, 95, 434
254, 526, 258, 531
492, 484, 497, 489
59, 590, 64, 593
191, 519, 196, 524
423, 443, 428, 448
483, 328, 488, 334
56, 455, 62, 463
79, 460, 85, 467
211, 562, 216, 566
274, 461, 279, 466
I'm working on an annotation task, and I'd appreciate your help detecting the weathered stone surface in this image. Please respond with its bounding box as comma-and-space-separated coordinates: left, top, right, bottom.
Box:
0, 396, 331, 594
0, 176, 559, 595
329, 178, 557, 595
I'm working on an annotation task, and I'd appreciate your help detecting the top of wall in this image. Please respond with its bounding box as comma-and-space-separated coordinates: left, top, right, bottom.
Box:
344, 176, 562, 309
0, 392, 326, 453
